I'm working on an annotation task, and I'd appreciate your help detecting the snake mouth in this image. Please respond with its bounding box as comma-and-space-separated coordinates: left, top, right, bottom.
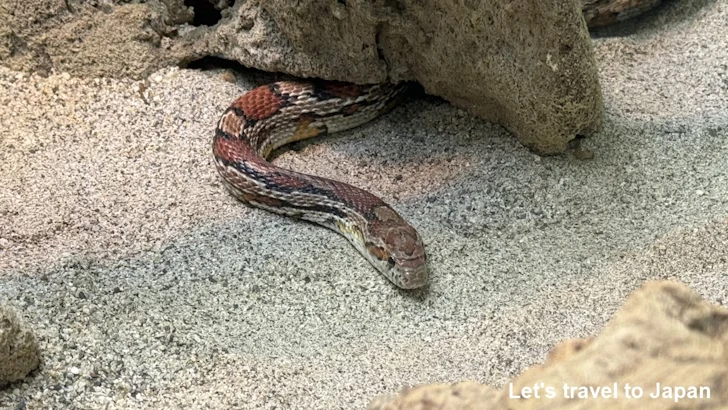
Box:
394, 256, 428, 289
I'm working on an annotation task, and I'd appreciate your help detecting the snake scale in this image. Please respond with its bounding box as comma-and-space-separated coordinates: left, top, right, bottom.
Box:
212, 0, 663, 289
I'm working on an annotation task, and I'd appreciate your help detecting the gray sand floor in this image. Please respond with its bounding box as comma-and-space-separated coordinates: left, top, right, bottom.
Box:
1, 0, 727, 408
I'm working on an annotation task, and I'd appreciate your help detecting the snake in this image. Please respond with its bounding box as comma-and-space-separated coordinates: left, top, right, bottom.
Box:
211, 0, 662, 289
212, 81, 427, 289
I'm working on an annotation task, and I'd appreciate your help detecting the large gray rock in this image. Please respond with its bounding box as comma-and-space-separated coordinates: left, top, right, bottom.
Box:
0, 305, 40, 386
1, 0, 660, 153
0, 0, 605, 153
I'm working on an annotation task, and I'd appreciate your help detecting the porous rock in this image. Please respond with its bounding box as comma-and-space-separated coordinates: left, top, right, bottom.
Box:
369, 281, 728, 409
1, 0, 603, 153
0, 305, 40, 386
187, 0, 605, 154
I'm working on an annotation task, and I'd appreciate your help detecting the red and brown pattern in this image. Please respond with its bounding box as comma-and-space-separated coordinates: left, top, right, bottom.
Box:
212, 132, 259, 164
218, 111, 244, 137
231, 85, 286, 121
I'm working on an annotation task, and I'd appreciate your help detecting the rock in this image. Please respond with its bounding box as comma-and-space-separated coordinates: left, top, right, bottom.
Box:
184, 0, 605, 154
1, 0, 605, 154
0, 305, 40, 386
369, 281, 728, 409
0, 1, 175, 78
0, 0, 665, 153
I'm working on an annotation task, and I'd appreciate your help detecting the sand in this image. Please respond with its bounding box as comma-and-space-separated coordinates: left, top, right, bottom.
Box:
0, 0, 726, 408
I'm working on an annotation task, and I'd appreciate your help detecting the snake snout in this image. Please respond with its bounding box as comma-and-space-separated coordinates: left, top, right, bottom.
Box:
394, 256, 428, 289
397, 267, 428, 289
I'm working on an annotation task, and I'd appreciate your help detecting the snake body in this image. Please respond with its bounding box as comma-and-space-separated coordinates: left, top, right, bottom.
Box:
213, 81, 427, 289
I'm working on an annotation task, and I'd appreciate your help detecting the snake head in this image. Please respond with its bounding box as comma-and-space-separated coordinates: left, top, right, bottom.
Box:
383, 225, 427, 289
365, 206, 428, 289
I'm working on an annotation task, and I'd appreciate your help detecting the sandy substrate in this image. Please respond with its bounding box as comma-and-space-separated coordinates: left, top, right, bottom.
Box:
1, 0, 726, 408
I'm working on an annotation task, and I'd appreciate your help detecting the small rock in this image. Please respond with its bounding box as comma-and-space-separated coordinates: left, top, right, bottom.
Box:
220, 70, 237, 84
0, 305, 40, 386
573, 147, 595, 160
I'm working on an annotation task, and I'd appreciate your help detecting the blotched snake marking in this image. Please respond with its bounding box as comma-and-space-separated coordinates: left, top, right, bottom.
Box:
212, 0, 663, 289
213, 81, 427, 289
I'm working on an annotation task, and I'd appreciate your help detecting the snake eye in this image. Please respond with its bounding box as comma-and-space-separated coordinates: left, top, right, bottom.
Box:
387, 256, 396, 267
